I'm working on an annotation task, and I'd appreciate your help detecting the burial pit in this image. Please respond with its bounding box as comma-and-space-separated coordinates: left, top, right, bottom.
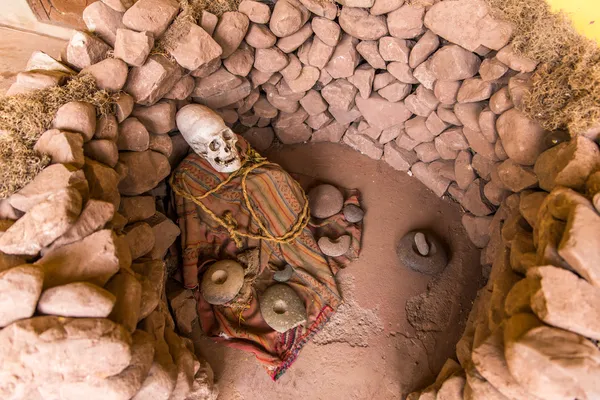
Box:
0, 0, 600, 399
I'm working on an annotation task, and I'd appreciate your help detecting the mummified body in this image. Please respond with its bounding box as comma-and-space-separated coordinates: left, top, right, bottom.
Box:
171, 104, 362, 379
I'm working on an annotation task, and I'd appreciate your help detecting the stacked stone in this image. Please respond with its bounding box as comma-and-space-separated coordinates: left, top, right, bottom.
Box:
0, 2, 217, 397
407, 135, 600, 399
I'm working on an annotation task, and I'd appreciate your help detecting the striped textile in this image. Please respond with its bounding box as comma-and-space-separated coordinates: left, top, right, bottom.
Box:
172, 137, 362, 379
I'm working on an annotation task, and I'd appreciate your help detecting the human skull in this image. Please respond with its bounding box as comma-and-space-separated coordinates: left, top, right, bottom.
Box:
176, 104, 242, 173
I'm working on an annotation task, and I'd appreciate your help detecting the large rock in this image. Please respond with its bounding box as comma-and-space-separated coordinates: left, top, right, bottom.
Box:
33, 129, 84, 168
270, 0, 310, 37
424, 0, 512, 52
131, 101, 177, 135
504, 313, 600, 400
339, 6, 387, 41
81, 58, 129, 92
534, 136, 600, 192
213, 12, 250, 59
122, 0, 179, 37
37, 281, 116, 318
106, 270, 143, 333
49, 199, 115, 251
39, 329, 155, 400
8, 164, 87, 212
52, 101, 97, 142
124, 55, 183, 106
118, 151, 171, 196
496, 45, 538, 73
0, 189, 82, 256
83, 158, 121, 207
497, 109, 548, 166
36, 229, 124, 288
63, 31, 111, 71
125, 222, 155, 260
387, 4, 425, 39
145, 213, 181, 260
0, 317, 132, 399
528, 266, 600, 341
0, 265, 43, 327
559, 204, 600, 287
430, 45, 481, 81
276, 22, 314, 53
168, 22, 223, 70
472, 325, 540, 400
325, 34, 360, 79
355, 93, 413, 131
299, 0, 337, 20
119, 196, 156, 223
114, 28, 154, 67
133, 260, 165, 320
83, 1, 125, 47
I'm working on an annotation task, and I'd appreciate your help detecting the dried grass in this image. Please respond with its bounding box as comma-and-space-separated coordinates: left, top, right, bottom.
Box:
486, 0, 600, 135
0, 74, 114, 198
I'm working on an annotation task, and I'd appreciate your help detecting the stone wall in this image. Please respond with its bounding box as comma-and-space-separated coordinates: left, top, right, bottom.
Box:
2, 0, 600, 398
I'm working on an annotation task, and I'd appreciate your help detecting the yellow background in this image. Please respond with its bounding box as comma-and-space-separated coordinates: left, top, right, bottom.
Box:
547, 0, 600, 42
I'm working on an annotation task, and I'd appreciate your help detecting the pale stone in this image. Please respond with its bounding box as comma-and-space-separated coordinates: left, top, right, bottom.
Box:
37, 282, 116, 318
0, 265, 43, 327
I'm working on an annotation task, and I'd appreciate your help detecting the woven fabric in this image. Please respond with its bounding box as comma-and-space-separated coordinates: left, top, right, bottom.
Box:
172, 137, 362, 379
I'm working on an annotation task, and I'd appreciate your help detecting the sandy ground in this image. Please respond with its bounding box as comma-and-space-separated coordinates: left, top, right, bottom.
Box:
191, 142, 482, 400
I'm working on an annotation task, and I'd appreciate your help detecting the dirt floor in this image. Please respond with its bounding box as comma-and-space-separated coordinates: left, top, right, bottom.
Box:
0, 27, 66, 94
191, 142, 483, 400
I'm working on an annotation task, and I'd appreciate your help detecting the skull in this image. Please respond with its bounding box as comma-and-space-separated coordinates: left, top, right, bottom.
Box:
176, 104, 242, 173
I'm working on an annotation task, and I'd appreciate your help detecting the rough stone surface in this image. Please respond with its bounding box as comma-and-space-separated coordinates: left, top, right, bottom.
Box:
497, 109, 548, 166
0, 265, 44, 327
118, 151, 171, 196
387, 4, 425, 39
397, 230, 448, 275
124, 55, 183, 106
37, 282, 116, 318
34, 129, 84, 168
270, 0, 310, 38
168, 22, 223, 70
259, 283, 307, 333
339, 7, 388, 41
64, 31, 111, 71
106, 270, 143, 333
430, 45, 481, 81
325, 34, 360, 79
318, 235, 351, 257
114, 29, 154, 67
52, 101, 97, 142
122, 0, 179, 37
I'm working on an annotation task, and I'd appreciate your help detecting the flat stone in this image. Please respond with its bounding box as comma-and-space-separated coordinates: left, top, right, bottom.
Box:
458, 78, 495, 103
122, 0, 179, 37
312, 17, 341, 47
384, 142, 418, 171
397, 230, 447, 275
311, 121, 348, 142
83, 1, 125, 47
125, 222, 155, 260
83, 158, 121, 208
259, 283, 307, 333
201, 260, 244, 305
37, 282, 116, 318
480, 57, 509, 81
254, 47, 289, 73
343, 128, 384, 159
200, 10, 218, 35
355, 93, 413, 131
318, 235, 351, 257
0, 188, 82, 256
490, 86, 514, 114
224, 45, 254, 77
115, 93, 134, 122
144, 213, 180, 260
0, 265, 44, 327
462, 179, 493, 217
308, 184, 344, 218
462, 214, 492, 248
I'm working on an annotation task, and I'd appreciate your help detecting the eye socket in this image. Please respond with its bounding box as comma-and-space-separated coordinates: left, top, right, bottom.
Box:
209, 140, 220, 151
222, 130, 233, 140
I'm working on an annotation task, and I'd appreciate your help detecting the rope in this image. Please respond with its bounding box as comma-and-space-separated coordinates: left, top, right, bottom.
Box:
170, 145, 310, 248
